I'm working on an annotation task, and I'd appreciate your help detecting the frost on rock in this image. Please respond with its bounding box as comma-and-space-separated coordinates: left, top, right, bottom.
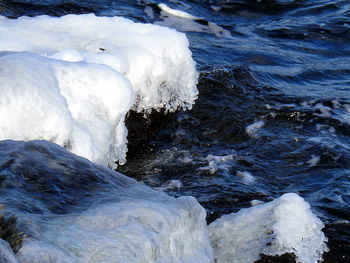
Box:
209, 193, 328, 263
0, 14, 198, 166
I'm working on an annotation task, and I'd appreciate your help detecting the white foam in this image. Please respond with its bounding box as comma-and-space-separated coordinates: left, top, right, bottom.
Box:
178, 152, 193, 164
160, 179, 184, 190
236, 170, 256, 185
198, 154, 235, 175
246, 120, 265, 138
307, 155, 320, 167
209, 193, 328, 263
0, 14, 198, 166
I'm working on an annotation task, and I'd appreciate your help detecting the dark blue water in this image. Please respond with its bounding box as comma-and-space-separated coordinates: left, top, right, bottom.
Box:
1, 0, 350, 261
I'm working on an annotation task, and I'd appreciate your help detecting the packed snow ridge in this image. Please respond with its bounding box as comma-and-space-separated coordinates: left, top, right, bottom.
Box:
0, 14, 198, 166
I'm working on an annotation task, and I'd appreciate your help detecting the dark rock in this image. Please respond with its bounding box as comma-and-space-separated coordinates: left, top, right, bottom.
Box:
255, 253, 296, 263
125, 110, 174, 158
0, 214, 24, 253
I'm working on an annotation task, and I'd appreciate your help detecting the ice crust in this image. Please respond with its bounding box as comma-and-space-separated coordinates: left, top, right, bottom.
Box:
0, 141, 328, 263
0, 52, 133, 166
0, 239, 17, 263
0, 14, 198, 166
209, 193, 328, 263
17, 198, 212, 263
0, 140, 212, 263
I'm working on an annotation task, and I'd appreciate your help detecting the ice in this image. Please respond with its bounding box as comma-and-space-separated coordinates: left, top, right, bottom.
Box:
0, 239, 18, 263
18, 198, 212, 263
151, 3, 232, 38
0, 13, 329, 261
0, 140, 212, 263
0, 52, 133, 166
0, 141, 328, 262
250, 199, 265, 206
0, 14, 198, 112
0, 14, 198, 166
209, 193, 328, 263
158, 3, 197, 19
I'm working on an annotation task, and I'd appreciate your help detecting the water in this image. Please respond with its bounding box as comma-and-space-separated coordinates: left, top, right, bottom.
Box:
1, 0, 350, 262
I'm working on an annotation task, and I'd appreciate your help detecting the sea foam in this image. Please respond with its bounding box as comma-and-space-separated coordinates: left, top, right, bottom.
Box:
0, 14, 198, 166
